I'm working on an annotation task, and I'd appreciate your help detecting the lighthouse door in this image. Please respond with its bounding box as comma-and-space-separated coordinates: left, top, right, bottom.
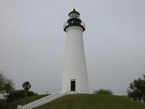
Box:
70, 80, 75, 91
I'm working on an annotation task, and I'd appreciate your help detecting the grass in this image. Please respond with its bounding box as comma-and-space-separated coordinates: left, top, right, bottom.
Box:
10, 94, 49, 106
1, 94, 145, 109
0, 94, 49, 109
33, 94, 145, 109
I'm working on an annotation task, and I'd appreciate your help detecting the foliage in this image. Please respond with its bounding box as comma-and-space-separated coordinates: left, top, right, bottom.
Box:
0, 99, 6, 104
0, 103, 17, 109
93, 90, 98, 94
22, 81, 31, 97
0, 72, 15, 102
93, 89, 113, 95
127, 75, 145, 102
7, 90, 37, 103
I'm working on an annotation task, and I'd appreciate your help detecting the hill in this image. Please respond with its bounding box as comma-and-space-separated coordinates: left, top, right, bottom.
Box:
0, 94, 48, 109
1, 94, 145, 109
33, 94, 145, 109
11, 94, 49, 106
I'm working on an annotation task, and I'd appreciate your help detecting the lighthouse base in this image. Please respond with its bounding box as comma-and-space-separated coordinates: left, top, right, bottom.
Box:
66, 91, 90, 95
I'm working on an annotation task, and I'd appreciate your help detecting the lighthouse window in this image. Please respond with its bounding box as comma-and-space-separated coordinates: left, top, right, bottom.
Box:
70, 13, 80, 19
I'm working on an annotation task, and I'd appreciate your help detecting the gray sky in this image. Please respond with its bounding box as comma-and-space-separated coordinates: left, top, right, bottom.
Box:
0, 0, 145, 98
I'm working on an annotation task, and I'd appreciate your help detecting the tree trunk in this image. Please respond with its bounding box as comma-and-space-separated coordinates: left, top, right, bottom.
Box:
25, 90, 27, 98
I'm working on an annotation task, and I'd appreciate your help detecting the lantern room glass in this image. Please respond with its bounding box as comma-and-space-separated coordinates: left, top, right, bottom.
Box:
69, 13, 80, 19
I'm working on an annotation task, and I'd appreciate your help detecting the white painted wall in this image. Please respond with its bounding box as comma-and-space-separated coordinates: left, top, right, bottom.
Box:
61, 26, 89, 94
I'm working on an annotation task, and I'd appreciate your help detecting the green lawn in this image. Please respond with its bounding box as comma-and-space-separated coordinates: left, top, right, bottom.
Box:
11, 94, 49, 106
2, 94, 145, 109
0, 94, 49, 109
33, 94, 145, 109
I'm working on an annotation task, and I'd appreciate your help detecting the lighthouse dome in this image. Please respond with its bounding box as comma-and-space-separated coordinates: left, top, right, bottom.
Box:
69, 9, 80, 19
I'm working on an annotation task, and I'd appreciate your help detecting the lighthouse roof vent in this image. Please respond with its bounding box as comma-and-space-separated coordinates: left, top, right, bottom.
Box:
69, 9, 80, 16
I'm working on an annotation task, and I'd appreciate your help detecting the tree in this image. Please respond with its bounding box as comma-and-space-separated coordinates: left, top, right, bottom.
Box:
93, 89, 113, 95
0, 72, 15, 102
127, 75, 145, 102
0, 72, 6, 93
3, 80, 15, 102
7, 90, 37, 103
22, 81, 31, 97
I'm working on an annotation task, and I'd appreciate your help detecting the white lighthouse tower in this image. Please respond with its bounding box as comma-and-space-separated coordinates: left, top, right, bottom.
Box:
61, 9, 89, 94
17, 9, 89, 109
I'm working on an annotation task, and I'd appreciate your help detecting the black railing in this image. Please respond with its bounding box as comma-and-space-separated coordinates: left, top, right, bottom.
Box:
63, 21, 85, 30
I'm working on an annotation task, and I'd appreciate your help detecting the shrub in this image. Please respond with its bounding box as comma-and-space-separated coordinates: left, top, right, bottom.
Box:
93, 90, 98, 94
0, 99, 6, 104
7, 90, 37, 103
0, 103, 17, 109
93, 89, 113, 95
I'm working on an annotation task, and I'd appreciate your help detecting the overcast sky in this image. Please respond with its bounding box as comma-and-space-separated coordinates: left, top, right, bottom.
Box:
0, 0, 145, 98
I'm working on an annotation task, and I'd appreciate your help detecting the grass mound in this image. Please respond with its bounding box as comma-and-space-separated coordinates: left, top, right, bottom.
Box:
11, 94, 49, 106
0, 94, 49, 109
33, 94, 145, 109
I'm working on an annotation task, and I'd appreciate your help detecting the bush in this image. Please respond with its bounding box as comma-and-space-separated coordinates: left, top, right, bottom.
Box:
93, 89, 113, 95
7, 90, 37, 103
0, 99, 6, 104
0, 103, 17, 109
93, 90, 98, 94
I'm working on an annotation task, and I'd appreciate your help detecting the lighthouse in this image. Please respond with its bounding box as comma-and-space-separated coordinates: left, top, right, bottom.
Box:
17, 9, 89, 109
61, 9, 89, 94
